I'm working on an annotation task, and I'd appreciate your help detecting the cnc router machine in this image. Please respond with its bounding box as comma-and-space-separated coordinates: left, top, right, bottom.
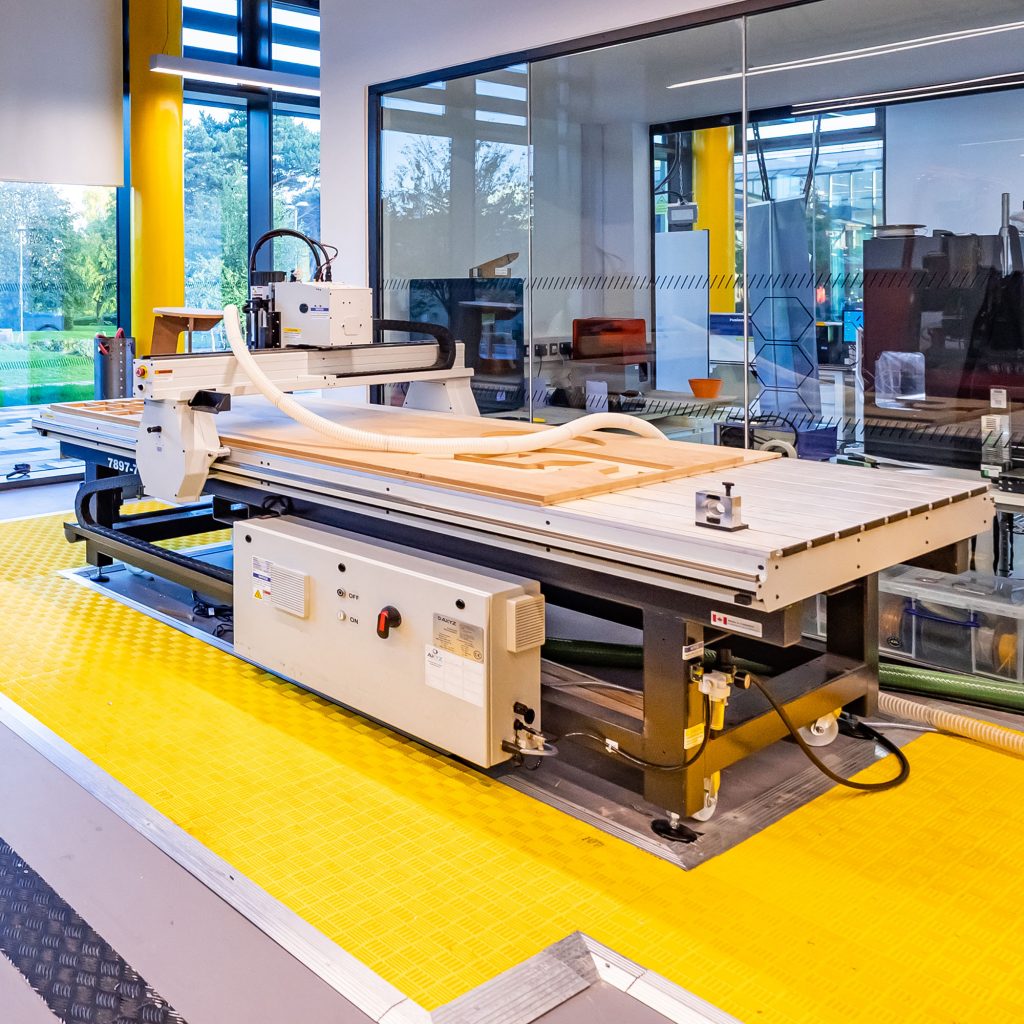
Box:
35, 262, 992, 829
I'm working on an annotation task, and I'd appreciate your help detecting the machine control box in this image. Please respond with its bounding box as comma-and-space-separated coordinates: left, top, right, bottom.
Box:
233, 517, 545, 767
273, 281, 373, 348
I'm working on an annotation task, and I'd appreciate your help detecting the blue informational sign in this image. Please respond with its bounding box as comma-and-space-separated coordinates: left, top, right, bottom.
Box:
843, 309, 864, 343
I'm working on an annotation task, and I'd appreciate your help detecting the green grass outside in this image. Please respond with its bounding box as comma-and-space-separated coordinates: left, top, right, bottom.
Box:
0, 327, 102, 407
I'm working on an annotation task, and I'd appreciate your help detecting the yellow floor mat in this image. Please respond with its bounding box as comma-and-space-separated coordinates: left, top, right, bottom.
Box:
2, 511, 1024, 1021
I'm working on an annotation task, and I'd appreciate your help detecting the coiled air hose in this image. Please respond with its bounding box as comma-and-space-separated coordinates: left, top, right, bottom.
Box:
222, 304, 667, 456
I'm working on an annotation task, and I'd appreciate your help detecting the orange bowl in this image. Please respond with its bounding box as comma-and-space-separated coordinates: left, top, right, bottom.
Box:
688, 377, 722, 399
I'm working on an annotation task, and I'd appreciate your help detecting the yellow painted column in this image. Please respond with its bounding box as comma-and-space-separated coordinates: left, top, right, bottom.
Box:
692, 126, 736, 314
129, 0, 184, 355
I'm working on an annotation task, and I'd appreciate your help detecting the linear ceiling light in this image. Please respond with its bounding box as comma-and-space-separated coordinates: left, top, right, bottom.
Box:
793, 71, 1024, 114
667, 18, 1024, 90
150, 54, 320, 97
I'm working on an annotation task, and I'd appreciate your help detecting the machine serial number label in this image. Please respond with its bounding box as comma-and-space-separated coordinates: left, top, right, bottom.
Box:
433, 614, 484, 663
709, 610, 763, 638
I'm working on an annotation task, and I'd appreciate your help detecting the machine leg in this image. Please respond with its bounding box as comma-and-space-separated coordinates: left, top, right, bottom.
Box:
826, 575, 878, 717
82, 463, 122, 572
640, 611, 703, 818
1008, 513, 1016, 574
994, 512, 1015, 577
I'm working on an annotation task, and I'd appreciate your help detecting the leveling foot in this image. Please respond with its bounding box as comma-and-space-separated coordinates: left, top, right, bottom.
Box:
651, 814, 701, 843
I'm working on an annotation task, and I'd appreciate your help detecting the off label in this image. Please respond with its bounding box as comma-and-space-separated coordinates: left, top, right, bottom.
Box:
682, 641, 705, 661
709, 609, 763, 638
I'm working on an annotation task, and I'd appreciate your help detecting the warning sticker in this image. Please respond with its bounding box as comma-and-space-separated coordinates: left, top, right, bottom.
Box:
425, 645, 485, 706
252, 556, 273, 599
683, 722, 705, 750
682, 641, 705, 662
432, 614, 485, 663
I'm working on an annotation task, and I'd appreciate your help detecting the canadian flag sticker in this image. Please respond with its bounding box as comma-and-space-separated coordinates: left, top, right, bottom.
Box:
709, 610, 763, 638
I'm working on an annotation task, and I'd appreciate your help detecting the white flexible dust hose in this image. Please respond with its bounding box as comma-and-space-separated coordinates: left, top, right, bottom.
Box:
878, 691, 1024, 758
223, 305, 666, 455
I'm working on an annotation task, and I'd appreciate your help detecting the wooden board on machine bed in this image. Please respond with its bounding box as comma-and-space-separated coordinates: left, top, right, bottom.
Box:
56, 397, 777, 505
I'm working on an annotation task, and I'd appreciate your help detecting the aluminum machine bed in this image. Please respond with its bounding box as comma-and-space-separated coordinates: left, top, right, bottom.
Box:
34, 300, 992, 830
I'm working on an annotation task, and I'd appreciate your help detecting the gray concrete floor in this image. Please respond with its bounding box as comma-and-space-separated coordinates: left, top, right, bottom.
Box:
0, 952, 57, 1024
0, 722, 374, 1024
0, 480, 78, 520
537, 983, 670, 1024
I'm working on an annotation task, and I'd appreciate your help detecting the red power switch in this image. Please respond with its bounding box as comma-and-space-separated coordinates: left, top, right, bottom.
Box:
376, 606, 402, 639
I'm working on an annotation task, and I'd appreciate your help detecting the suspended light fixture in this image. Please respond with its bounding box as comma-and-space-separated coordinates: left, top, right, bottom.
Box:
149, 54, 320, 97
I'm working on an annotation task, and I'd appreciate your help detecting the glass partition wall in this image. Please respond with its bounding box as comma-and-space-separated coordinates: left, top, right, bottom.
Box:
375, 0, 1024, 468
380, 68, 530, 411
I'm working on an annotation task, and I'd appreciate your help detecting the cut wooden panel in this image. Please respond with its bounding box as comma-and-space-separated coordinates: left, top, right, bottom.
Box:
53, 397, 776, 506
58, 399, 145, 424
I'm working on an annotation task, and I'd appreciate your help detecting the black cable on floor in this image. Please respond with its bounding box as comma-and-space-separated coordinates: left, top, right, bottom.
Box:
747, 673, 910, 792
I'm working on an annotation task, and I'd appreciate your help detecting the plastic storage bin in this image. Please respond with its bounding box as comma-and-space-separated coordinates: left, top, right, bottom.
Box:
805, 567, 1024, 682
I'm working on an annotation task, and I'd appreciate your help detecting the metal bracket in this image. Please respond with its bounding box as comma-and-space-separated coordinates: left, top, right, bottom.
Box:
188, 390, 232, 413
695, 481, 748, 532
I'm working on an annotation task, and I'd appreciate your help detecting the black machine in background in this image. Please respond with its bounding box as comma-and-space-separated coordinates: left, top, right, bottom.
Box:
409, 278, 524, 414
862, 215, 1024, 469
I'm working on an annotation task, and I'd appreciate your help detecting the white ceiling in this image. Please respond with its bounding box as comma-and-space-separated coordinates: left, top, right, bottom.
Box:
530, 0, 1024, 126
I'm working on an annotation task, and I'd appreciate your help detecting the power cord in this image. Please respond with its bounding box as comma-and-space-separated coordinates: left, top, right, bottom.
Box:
560, 677, 909, 792
747, 673, 910, 792
191, 591, 233, 626
561, 694, 712, 772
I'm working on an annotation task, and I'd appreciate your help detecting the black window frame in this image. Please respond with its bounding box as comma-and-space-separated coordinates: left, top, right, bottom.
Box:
182, 0, 321, 277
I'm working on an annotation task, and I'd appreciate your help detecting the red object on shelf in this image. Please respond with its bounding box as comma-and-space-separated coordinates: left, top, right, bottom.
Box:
571, 318, 648, 361
689, 377, 723, 399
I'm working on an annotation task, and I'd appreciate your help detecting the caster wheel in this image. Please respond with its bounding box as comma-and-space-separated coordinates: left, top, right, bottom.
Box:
690, 793, 718, 822
799, 714, 839, 747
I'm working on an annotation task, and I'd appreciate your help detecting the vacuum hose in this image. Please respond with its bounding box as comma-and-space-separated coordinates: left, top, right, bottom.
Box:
222, 304, 667, 456
878, 663, 1024, 713
877, 690, 1024, 757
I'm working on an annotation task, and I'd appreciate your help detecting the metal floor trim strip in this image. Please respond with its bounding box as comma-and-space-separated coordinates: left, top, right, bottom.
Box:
0, 691, 736, 1024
